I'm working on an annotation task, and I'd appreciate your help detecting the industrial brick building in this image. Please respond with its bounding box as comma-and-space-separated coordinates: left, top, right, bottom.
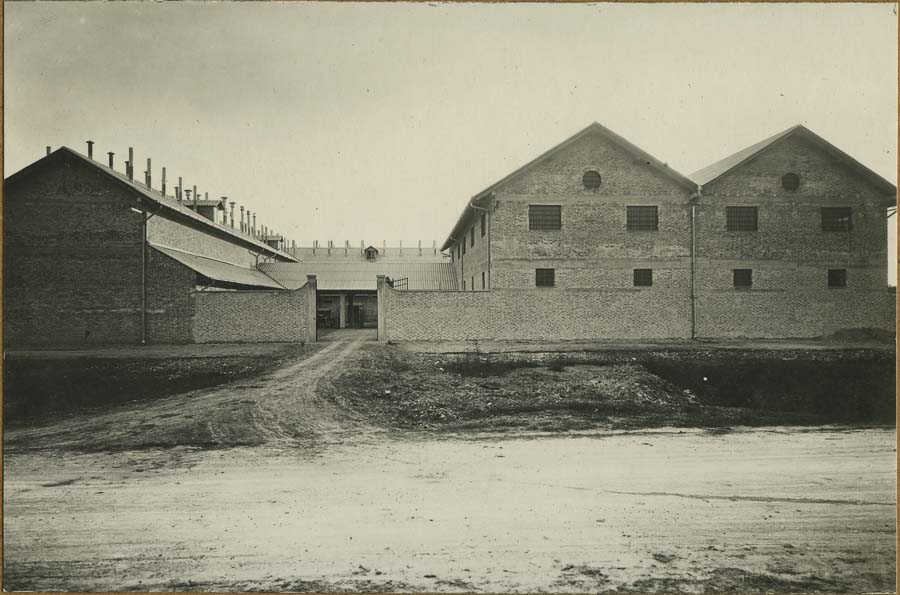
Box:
3, 145, 305, 346
378, 122, 896, 341
4, 123, 896, 346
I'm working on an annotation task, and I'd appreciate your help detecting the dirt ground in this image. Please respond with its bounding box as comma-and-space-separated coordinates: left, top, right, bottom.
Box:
3, 337, 897, 593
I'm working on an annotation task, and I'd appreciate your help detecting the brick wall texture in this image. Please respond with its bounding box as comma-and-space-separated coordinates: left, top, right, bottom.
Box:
193, 288, 310, 343
4, 155, 145, 346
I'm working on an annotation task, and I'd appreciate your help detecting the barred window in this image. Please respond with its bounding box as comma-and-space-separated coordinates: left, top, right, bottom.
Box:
828, 269, 847, 288
626, 206, 659, 231
633, 269, 653, 287
733, 269, 753, 288
470, 227, 475, 248
480, 213, 486, 237
528, 205, 562, 230
536, 268, 555, 287
821, 207, 852, 231
726, 206, 758, 231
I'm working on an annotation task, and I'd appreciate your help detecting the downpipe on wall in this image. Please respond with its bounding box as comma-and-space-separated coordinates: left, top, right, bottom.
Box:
689, 187, 701, 340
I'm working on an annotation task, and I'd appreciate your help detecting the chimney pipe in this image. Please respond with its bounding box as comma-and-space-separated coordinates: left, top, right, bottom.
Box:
246, 211, 252, 235
192, 185, 198, 211
229, 201, 235, 228
161, 167, 167, 196
252, 213, 257, 236
240, 206, 245, 232
86, 141, 94, 159
107, 152, 115, 168
177, 177, 183, 202
45, 146, 51, 156
145, 158, 152, 188
127, 147, 134, 181
184, 189, 192, 205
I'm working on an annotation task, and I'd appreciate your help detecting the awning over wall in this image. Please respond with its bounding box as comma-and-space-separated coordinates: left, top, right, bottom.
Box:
151, 244, 285, 290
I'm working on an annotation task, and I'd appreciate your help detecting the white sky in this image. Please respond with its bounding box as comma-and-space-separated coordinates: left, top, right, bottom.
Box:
4, 2, 897, 280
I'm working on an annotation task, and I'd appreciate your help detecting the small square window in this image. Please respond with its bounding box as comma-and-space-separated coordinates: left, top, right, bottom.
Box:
733, 269, 753, 288
529, 205, 562, 231
535, 268, 555, 287
821, 207, 853, 231
726, 206, 758, 231
633, 269, 653, 287
480, 213, 486, 237
828, 269, 847, 288
626, 206, 659, 231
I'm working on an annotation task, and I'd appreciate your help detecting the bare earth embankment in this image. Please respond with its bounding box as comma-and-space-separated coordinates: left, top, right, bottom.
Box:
3, 339, 896, 593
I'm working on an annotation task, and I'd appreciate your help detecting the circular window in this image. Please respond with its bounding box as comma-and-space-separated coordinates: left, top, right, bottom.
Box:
583, 170, 602, 189
782, 173, 800, 191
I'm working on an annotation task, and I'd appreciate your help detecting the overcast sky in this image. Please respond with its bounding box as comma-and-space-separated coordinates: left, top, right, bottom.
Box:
5, 1, 897, 277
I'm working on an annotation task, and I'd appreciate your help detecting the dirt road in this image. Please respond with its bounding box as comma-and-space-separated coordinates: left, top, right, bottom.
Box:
4, 338, 897, 593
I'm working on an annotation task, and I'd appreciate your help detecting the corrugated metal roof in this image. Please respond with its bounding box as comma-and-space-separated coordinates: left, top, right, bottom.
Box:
5, 148, 298, 263
259, 262, 458, 291
152, 244, 285, 289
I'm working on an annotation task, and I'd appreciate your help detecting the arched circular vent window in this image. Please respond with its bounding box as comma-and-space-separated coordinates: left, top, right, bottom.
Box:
583, 170, 602, 189
782, 173, 800, 191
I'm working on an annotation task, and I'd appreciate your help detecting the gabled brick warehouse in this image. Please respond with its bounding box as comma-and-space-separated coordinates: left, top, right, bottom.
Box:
4, 144, 307, 346
378, 122, 896, 341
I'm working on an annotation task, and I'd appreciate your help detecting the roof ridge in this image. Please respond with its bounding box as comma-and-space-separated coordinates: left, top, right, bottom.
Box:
26, 147, 299, 263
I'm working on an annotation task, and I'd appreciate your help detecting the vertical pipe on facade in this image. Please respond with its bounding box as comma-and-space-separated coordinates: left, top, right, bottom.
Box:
141, 207, 147, 345
689, 187, 701, 340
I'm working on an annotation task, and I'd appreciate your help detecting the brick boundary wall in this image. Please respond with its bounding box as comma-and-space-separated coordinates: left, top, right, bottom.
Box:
378, 277, 896, 342
694, 288, 897, 339
192, 277, 317, 343
377, 275, 692, 342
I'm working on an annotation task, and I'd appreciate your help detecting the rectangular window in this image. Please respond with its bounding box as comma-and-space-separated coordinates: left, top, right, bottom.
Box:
481, 271, 486, 289
481, 213, 486, 237
821, 207, 853, 231
470, 227, 475, 248
726, 206, 759, 231
633, 269, 653, 287
471, 276, 475, 291
828, 269, 847, 288
528, 205, 562, 230
535, 268, 555, 287
733, 269, 753, 289
626, 206, 659, 231
462, 279, 466, 290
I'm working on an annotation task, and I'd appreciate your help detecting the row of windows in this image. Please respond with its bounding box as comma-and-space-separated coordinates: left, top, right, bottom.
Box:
527, 205, 855, 232
456, 213, 489, 259
533, 268, 850, 288
461, 271, 488, 291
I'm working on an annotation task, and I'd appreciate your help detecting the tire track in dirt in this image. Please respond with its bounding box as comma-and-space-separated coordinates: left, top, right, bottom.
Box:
247, 339, 378, 448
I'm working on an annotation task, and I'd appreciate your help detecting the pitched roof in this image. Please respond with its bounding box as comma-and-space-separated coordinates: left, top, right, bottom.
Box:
441, 122, 696, 251
690, 125, 897, 196
5, 147, 298, 262
259, 261, 458, 291
151, 244, 285, 289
